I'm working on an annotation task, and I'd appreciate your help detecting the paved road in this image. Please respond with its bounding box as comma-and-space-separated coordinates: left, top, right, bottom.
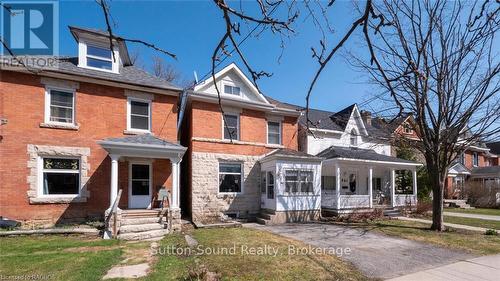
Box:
388, 254, 500, 281
444, 211, 500, 222
246, 223, 475, 279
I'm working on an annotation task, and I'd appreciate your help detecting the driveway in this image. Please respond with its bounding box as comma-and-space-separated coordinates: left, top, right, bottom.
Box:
247, 223, 475, 279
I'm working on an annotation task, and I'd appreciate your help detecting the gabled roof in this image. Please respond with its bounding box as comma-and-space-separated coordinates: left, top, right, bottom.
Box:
318, 146, 420, 165
330, 104, 356, 130
299, 104, 368, 135
486, 141, 500, 155
448, 162, 471, 175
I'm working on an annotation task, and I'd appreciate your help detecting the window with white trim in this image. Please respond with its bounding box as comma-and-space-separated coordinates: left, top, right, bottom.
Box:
224, 85, 240, 96
223, 114, 239, 140
321, 176, 336, 191
473, 152, 479, 167
86, 44, 113, 70
267, 172, 275, 199
41, 158, 80, 195
267, 121, 281, 144
350, 129, 358, 146
403, 123, 413, 134
219, 163, 242, 193
127, 98, 151, 132
285, 170, 314, 194
46, 89, 75, 124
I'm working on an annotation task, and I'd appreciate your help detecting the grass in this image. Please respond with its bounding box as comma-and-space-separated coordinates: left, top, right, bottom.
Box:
143, 227, 368, 281
445, 207, 500, 216
362, 219, 500, 255
0, 235, 123, 281
443, 216, 500, 230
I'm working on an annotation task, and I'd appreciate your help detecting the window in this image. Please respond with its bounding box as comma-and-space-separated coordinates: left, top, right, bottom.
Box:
223, 114, 239, 140
46, 89, 74, 124
224, 85, 240, 96
267, 121, 281, 144
267, 172, 274, 199
219, 163, 242, 193
349, 173, 357, 192
86, 45, 112, 70
42, 158, 80, 195
473, 152, 479, 167
372, 177, 382, 191
321, 176, 336, 191
131, 164, 150, 196
285, 170, 314, 194
403, 123, 413, 134
459, 153, 465, 165
350, 129, 357, 146
260, 172, 266, 194
128, 99, 151, 131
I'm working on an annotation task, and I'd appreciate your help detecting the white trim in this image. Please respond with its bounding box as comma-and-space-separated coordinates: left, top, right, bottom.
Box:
283, 169, 315, 196
222, 113, 240, 141
222, 82, 241, 97
473, 152, 479, 167
126, 97, 152, 133
266, 171, 275, 199
266, 120, 282, 145
218, 162, 244, 195
128, 161, 153, 209
324, 158, 422, 167
44, 86, 77, 126
78, 39, 120, 74
308, 127, 344, 135
37, 156, 82, 198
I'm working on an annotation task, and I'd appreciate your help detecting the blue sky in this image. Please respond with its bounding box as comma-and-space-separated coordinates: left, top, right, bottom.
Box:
59, 0, 375, 113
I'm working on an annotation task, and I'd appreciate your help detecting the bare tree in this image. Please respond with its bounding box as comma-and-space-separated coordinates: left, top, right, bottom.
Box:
354, 0, 499, 230
151, 56, 181, 83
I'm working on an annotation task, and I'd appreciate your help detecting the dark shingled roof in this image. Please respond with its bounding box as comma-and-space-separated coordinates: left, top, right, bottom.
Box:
329, 104, 355, 130
103, 134, 184, 148
2, 55, 181, 91
471, 166, 500, 178
261, 148, 322, 161
317, 146, 419, 164
487, 141, 500, 155
263, 95, 302, 111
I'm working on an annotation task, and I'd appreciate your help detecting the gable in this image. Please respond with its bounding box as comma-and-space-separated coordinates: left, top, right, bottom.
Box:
344, 105, 368, 136
193, 63, 270, 104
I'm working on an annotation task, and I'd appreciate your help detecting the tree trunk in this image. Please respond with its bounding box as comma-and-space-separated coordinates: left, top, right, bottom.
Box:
429, 169, 446, 231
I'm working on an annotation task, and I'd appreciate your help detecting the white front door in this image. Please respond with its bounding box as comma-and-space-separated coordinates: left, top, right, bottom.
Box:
129, 163, 152, 209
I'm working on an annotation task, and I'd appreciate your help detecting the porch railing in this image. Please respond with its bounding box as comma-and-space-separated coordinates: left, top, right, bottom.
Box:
105, 189, 122, 238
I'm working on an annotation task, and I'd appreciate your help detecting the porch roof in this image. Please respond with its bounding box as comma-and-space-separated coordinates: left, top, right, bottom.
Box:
260, 148, 323, 163
318, 146, 420, 166
471, 166, 500, 178
448, 162, 471, 175
98, 134, 187, 160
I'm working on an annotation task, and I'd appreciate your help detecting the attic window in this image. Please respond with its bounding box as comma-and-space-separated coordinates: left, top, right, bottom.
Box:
224, 85, 240, 96
350, 129, 358, 146
403, 123, 413, 134
86, 45, 113, 70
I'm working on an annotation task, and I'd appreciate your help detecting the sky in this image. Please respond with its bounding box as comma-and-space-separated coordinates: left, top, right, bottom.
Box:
59, 0, 380, 113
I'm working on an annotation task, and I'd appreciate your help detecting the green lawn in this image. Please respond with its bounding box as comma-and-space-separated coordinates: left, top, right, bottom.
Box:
362, 219, 500, 255
445, 208, 500, 216
143, 227, 368, 281
0, 235, 123, 281
443, 216, 500, 230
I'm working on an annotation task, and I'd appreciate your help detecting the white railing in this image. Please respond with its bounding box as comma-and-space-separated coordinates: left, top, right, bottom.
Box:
393, 194, 417, 207
321, 192, 338, 209
339, 195, 370, 209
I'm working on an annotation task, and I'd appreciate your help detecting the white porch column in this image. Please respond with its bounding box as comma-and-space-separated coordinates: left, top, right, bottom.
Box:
109, 154, 120, 208
413, 169, 418, 204
368, 167, 373, 208
336, 165, 341, 209
391, 168, 396, 208
171, 159, 181, 209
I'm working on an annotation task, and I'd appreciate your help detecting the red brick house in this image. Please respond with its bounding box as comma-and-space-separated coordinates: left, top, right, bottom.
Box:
0, 26, 186, 233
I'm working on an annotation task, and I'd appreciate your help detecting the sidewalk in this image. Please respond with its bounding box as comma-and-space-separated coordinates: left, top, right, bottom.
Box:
388, 254, 500, 281
395, 216, 488, 232
444, 211, 500, 222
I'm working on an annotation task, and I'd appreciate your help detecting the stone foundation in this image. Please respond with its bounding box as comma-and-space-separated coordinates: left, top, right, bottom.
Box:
191, 152, 262, 223
267, 209, 321, 224
170, 208, 182, 231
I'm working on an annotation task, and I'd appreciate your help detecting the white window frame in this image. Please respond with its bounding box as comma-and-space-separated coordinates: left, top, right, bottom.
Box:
127, 97, 152, 133
37, 156, 82, 198
267, 171, 275, 199
403, 123, 413, 134
350, 129, 358, 146
266, 121, 282, 145
473, 152, 479, 167
78, 40, 119, 73
284, 169, 315, 195
222, 82, 241, 96
44, 86, 76, 126
222, 113, 240, 140
218, 162, 244, 195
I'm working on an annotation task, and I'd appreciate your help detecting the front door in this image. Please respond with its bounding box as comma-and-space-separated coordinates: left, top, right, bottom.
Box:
129, 163, 152, 209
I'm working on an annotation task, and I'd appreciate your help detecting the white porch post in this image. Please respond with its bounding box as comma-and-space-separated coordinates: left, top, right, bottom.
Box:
413, 169, 418, 204
368, 167, 373, 208
336, 165, 341, 210
391, 168, 396, 208
109, 154, 120, 208
171, 159, 181, 209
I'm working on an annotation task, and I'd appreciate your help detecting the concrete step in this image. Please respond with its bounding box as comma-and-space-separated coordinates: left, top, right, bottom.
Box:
120, 223, 164, 234
256, 217, 270, 225
121, 217, 162, 226
117, 229, 169, 241
260, 209, 276, 215
257, 213, 273, 220
122, 210, 161, 217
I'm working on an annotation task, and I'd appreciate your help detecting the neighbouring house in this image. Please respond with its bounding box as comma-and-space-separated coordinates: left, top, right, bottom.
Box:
0, 26, 186, 231
297, 105, 422, 213
181, 63, 322, 224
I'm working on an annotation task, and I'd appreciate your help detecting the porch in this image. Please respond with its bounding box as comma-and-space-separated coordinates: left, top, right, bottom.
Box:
318, 146, 421, 212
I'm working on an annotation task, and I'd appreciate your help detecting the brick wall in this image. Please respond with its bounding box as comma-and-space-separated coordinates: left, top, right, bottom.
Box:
0, 70, 179, 225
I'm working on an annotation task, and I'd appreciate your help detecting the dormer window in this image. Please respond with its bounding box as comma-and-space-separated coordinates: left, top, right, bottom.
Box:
224, 85, 240, 96
86, 45, 113, 70
350, 129, 358, 146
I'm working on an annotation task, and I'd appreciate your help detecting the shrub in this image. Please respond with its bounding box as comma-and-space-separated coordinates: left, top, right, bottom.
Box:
464, 181, 500, 208
414, 201, 433, 215
485, 229, 498, 236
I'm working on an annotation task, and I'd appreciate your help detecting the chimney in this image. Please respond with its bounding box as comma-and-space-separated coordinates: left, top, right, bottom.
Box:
360, 110, 372, 126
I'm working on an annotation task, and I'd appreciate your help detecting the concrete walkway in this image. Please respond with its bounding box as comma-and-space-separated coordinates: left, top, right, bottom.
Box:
444, 211, 500, 222
395, 216, 490, 232
388, 254, 500, 281
246, 222, 475, 279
